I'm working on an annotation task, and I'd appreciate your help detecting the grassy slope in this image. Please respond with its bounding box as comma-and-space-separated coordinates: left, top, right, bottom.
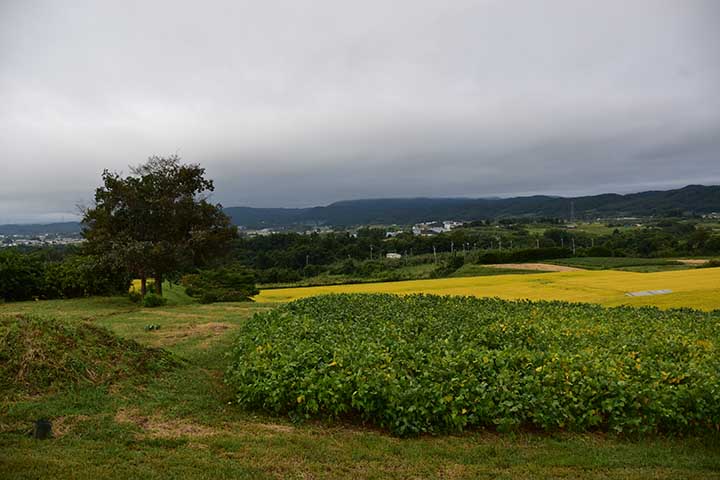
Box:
254, 266, 720, 310
1, 295, 719, 479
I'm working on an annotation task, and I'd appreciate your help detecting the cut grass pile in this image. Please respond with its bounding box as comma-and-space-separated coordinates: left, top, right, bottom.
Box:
0, 314, 176, 397
253, 266, 720, 310
227, 294, 720, 436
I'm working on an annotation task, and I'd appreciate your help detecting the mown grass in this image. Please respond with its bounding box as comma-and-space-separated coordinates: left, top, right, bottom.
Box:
1, 292, 720, 478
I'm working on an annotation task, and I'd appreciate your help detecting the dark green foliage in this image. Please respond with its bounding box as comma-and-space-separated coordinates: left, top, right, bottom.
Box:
431, 255, 464, 277
142, 293, 167, 308
585, 246, 614, 257
227, 294, 720, 437
81, 155, 237, 296
477, 247, 572, 264
42, 255, 130, 298
0, 251, 128, 302
255, 267, 302, 284
182, 266, 258, 304
0, 250, 44, 301
0, 315, 175, 395
698, 259, 720, 269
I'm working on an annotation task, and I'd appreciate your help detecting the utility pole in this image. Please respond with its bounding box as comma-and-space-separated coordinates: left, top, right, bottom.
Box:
536, 238, 540, 249
572, 237, 576, 255
305, 254, 309, 267
499, 237, 502, 251
561, 237, 564, 248
370, 245, 373, 260
451, 241, 454, 255
433, 245, 437, 264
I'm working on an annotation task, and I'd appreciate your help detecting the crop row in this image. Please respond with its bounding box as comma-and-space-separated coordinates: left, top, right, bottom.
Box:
226, 294, 720, 436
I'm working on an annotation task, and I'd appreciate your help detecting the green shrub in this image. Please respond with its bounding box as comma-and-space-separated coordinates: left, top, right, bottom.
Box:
698, 259, 720, 269
431, 255, 464, 278
0, 250, 44, 301
182, 265, 258, 303
226, 294, 720, 437
142, 293, 167, 308
0, 250, 129, 302
128, 291, 143, 304
255, 267, 302, 284
476, 247, 572, 265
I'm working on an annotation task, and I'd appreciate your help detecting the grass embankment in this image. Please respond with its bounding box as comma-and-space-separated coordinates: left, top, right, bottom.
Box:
1, 292, 720, 478
254, 266, 720, 310
0, 315, 175, 396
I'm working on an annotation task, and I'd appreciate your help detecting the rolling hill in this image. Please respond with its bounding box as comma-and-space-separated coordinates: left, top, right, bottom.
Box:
3, 185, 719, 233
225, 184, 720, 227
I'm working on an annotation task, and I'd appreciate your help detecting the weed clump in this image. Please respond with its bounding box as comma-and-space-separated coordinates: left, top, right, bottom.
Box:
0, 315, 176, 395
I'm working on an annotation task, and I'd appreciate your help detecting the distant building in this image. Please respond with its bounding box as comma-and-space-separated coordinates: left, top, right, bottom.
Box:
386, 253, 402, 259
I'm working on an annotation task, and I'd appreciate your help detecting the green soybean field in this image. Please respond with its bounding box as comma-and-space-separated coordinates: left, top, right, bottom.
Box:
227, 294, 720, 436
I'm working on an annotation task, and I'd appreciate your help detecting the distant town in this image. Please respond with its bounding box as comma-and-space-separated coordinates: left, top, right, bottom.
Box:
0, 232, 83, 248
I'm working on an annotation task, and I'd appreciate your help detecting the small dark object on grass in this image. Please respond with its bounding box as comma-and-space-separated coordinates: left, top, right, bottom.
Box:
144, 324, 161, 331
33, 419, 52, 439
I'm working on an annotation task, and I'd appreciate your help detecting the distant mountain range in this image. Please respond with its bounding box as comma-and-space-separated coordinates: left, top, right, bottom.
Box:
2, 185, 719, 234
225, 184, 720, 228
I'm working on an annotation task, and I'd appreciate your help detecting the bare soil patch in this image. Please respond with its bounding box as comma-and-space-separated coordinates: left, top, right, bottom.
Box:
675, 259, 710, 265
115, 408, 220, 439
484, 263, 584, 272
151, 322, 233, 347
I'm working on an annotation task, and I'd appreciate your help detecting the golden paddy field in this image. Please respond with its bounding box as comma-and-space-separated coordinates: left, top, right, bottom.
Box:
254, 267, 720, 310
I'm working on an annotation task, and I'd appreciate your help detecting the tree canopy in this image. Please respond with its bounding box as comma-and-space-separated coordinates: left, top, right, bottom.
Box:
81, 156, 236, 295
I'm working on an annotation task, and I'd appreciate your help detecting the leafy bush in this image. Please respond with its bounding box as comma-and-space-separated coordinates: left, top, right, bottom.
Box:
0, 251, 129, 302
431, 255, 464, 278
142, 293, 167, 308
0, 250, 44, 301
227, 294, 720, 436
182, 265, 258, 303
43, 255, 130, 298
698, 259, 720, 269
128, 291, 143, 304
255, 267, 302, 284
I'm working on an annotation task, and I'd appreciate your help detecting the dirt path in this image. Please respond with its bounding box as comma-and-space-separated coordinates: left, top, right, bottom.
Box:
675, 259, 709, 265
484, 263, 584, 272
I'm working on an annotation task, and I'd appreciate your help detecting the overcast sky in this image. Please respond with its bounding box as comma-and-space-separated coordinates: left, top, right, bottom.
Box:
1, 0, 719, 223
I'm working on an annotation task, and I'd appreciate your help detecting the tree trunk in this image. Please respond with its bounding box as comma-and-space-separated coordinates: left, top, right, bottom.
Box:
155, 273, 163, 296
141, 277, 147, 296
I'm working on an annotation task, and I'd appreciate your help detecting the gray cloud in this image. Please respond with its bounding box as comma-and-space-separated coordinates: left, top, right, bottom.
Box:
1, 0, 719, 222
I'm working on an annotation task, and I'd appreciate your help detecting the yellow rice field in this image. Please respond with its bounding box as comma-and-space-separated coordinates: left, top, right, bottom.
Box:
254, 267, 720, 310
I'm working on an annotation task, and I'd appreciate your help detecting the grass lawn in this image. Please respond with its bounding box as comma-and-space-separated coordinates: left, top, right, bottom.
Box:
2, 294, 720, 479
